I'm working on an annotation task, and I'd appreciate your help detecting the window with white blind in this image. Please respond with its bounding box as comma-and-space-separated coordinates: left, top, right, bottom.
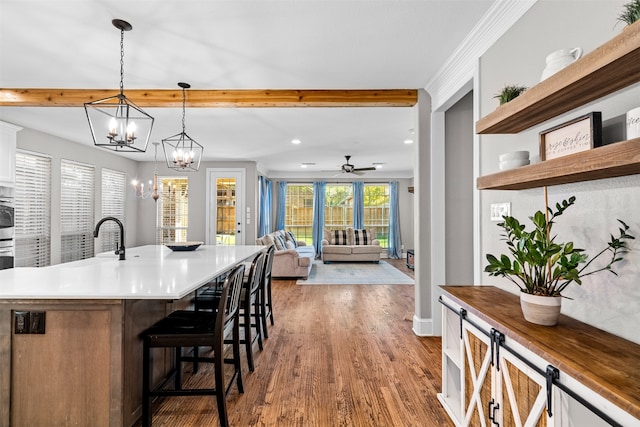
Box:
60, 159, 95, 263
156, 177, 189, 244
14, 150, 51, 267
100, 168, 126, 253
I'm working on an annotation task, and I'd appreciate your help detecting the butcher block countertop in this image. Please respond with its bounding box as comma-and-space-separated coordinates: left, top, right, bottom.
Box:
440, 285, 640, 420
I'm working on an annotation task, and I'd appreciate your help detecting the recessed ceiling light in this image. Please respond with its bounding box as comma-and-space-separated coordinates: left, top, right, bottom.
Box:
373, 163, 384, 169
301, 162, 315, 168
404, 139, 414, 144
300, 164, 307, 168
292, 139, 301, 144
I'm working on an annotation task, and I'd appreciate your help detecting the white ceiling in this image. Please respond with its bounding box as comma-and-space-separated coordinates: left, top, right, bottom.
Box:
0, 0, 494, 178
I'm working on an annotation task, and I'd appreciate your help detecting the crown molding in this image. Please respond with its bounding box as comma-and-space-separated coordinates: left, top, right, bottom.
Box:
425, 0, 537, 111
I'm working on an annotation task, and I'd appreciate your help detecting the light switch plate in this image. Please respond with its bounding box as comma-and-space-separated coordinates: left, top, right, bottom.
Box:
490, 203, 511, 221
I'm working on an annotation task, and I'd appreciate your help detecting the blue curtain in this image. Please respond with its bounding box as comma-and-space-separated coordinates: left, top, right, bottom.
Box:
388, 181, 402, 259
276, 181, 287, 230
353, 181, 364, 229
258, 176, 272, 237
311, 181, 326, 258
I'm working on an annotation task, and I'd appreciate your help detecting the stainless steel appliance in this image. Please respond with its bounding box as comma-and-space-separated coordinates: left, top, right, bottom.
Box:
0, 185, 15, 270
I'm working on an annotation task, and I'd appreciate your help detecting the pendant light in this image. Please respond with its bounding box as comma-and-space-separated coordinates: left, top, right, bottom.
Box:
162, 82, 203, 171
84, 19, 154, 153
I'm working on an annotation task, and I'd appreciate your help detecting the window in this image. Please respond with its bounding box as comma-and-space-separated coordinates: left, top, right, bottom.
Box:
284, 184, 313, 244
324, 184, 352, 230
157, 177, 188, 244
60, 159, 95, 263
14, 150, 51, 267
283, 183, 390, 247
363, 184, 390, 248
100, 168, 126, 253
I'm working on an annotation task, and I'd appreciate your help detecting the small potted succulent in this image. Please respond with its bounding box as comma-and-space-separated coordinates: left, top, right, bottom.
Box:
485, 196, 634, 326
494, 84, 528, 105
618, 0, 640, 26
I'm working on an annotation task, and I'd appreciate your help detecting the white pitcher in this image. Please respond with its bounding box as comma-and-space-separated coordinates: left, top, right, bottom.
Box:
540, 48, 583, 81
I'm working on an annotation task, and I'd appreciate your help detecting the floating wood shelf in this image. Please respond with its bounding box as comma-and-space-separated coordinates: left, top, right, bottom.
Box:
477, 138, 640, 190
476, 21, 640, 135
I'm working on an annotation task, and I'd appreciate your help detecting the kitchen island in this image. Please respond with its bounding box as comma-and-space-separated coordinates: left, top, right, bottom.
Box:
0, 244, 265, 427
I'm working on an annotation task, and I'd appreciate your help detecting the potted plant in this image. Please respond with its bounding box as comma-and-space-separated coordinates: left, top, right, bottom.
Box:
494, 84, 528, 105
485, 196, 634, 326
618, 0, 640, 26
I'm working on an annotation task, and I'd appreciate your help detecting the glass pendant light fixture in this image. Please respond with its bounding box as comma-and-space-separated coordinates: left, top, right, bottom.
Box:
162, 82, 203, 172
84, 19, 154, 153
131, 142, 160, 201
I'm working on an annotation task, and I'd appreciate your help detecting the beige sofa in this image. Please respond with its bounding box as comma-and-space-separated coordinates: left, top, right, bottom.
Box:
321, 227, 381, 263
256, 230, 315, 279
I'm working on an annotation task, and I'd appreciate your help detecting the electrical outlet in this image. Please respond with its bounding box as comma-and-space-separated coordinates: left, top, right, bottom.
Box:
490, 203, 511, 221
14, 311, 29, 334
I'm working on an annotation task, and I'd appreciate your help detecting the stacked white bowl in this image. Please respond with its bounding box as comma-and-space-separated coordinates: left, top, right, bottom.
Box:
499, 151, 530, 171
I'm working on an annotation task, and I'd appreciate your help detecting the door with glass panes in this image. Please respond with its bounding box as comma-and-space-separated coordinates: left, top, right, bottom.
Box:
207, 169, 245, 245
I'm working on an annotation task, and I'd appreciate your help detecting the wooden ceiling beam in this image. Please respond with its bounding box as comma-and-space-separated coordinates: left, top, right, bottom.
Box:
0, 88, 417, 108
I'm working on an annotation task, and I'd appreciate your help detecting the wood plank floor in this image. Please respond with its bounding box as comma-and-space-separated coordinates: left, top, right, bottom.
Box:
135, 260, 452, 426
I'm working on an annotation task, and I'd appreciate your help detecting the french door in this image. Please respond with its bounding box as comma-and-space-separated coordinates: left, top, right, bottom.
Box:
206, 168, 245, 245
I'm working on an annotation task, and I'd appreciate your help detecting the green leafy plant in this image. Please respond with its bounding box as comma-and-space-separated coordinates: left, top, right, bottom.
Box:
618, 0, 640, 26
485, 196, 634, 297
494, 84, 528, 105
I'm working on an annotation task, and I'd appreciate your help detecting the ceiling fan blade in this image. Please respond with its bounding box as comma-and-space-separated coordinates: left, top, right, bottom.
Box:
353, 167, 377, 172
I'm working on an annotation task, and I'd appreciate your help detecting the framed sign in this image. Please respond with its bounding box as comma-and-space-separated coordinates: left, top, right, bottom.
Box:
539, 112, 602, 161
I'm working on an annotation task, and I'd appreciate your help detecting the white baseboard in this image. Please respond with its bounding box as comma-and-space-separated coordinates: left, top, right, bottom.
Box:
412, 315, 434, 336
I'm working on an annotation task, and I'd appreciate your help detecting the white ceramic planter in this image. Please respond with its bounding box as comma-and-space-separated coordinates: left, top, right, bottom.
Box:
627, 106, 640, 140
520, 293, 562, 326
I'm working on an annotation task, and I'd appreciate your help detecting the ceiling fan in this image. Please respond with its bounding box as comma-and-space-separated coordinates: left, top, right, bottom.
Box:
335, 155, 377, 175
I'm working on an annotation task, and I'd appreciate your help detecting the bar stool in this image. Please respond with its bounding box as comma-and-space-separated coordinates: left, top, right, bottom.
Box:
192, 250, 267, 372
238, 250, 267, 372
260, 245, 275, 338
140, 263, 245, 427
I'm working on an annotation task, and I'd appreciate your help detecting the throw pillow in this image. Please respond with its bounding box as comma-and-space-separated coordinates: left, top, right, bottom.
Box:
285, 240, 295, 250
331, 229, 349, 245
286, 231, 298, 248
274, 234, 287, 250
354, 229, 371, 245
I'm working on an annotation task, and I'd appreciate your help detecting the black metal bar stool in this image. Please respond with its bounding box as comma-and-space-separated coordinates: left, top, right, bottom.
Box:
140, 263, 245, 427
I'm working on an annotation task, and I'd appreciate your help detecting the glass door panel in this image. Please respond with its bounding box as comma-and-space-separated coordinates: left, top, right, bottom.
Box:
216, 178, 236, 245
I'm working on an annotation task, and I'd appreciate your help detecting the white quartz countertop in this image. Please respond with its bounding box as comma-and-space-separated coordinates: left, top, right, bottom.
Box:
0, 245, 265, 300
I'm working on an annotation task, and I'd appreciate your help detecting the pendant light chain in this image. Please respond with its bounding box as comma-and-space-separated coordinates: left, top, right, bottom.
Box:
182, 86, 186, 134
119, 28, 125, 96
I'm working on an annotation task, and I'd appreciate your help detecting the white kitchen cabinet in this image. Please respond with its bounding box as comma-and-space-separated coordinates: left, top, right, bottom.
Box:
0, 121, 21, 185
439, 286, 640, 427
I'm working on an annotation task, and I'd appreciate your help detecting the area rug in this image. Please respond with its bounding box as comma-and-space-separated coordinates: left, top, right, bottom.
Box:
297, 261, 414, 285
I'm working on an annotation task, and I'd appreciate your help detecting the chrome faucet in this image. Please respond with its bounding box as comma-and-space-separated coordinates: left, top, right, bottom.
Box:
93, 216, 125, 260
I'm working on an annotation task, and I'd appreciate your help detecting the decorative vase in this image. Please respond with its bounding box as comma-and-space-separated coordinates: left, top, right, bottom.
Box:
540, 48, 583, 81
627, 106, 640, 139
519, 293, 562, 326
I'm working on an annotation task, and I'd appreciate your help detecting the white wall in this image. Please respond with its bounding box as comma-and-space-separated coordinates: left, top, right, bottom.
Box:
445, 91, 474, 285
478, 0, 640, 344
16, 127, 139, 264
135, 160, 259, 246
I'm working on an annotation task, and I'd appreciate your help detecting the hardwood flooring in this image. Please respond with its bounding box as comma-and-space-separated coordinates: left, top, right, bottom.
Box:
135, 260, 451, 427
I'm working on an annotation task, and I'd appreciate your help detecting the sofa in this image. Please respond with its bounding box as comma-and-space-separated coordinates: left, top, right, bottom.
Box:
256, 230, 315, 279
321, 227, 381, 263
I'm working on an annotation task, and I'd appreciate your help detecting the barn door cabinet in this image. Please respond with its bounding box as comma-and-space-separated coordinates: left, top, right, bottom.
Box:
438, 286, 640, 427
